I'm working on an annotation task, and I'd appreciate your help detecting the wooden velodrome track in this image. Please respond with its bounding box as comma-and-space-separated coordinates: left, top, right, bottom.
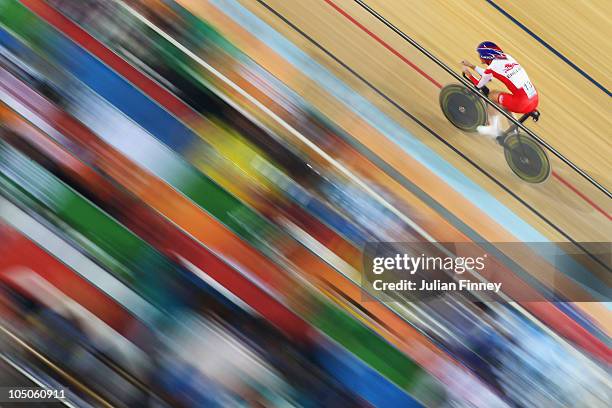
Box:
172, 0, 612, 330
179, 0, 611, 247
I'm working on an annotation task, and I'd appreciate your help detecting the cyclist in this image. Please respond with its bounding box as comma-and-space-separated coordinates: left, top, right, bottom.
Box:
461, 41, 539, 139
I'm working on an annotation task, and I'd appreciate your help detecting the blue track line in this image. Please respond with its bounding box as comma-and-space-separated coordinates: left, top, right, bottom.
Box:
484, 0, 611, 97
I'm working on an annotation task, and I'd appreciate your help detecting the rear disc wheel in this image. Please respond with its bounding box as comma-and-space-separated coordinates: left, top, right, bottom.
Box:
503, 132, 550, 183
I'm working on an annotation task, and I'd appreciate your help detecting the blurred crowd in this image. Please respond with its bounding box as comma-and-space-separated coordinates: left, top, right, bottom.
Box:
0, 0, 608, 407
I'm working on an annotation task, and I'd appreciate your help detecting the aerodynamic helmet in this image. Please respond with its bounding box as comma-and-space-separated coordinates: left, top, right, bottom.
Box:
477, 41, 505, 60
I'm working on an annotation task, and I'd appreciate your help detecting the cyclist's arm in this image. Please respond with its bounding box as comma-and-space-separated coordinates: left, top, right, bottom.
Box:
474, 67, 494, 88
464, 70, 480, 86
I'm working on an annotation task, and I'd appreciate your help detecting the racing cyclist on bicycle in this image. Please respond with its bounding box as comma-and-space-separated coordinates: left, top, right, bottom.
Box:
461, 41, 539, 141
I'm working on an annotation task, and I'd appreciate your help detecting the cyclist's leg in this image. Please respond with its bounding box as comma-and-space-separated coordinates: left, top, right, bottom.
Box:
516, 94, 539, 114
477, 91, 511, 137
489, 90, 502, 104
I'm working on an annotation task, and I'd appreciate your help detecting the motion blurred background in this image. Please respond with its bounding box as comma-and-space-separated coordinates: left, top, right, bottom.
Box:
0, 0, 609, 406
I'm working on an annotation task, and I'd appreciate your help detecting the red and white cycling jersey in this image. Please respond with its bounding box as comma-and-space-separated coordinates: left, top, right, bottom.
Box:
475, 54, 537, 99
471, 54, 539, 113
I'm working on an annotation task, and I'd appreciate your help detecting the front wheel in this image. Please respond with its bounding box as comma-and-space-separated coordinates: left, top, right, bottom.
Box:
439, 84, 487, 132
503, 132, 550, 183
